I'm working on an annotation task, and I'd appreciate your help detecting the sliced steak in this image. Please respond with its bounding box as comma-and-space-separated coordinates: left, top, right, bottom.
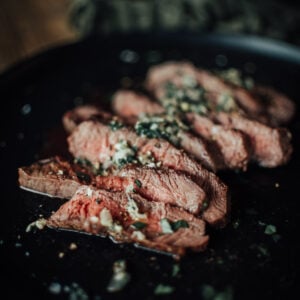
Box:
196, 69, 264, 116
96, 165, 206, 214
146, 61, 263, 116
62, 105, 112, 133
214, 112, 293, 167
18, 156, 95, 199
47, 185, 209, 258
146, 61, 295, 125
253, 85, 296, 125
68, 120, 230, 226
146, 61, 199, 91
112, 90, 224, 171
186, 113, 251, 170
112, 90, 164, 122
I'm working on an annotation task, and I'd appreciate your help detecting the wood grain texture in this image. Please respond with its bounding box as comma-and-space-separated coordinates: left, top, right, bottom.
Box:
0, 0, 77, 72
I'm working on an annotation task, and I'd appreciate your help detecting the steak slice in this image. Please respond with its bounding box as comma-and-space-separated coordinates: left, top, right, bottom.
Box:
146, 61, 199, 91
214, 112, 293, 167
112, 90, 224, 171
186, 113, 251, 171
18, 156, 95, 199
62, 104, 113, 133
146, 61, 263, 116
68, 120, 229, 227
146, 61, 295, 125
253, 85, 296, 125
47, 185, 209, 258
96, 165, 206, 214
196, 69, 264, 116
112, 90, 164, 122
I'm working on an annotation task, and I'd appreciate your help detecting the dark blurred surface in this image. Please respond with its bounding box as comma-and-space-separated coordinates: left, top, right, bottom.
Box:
70, 0, 300, 45
1, 0, 299, 73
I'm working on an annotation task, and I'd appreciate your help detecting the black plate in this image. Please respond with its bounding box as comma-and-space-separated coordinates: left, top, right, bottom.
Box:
0, 33, 300, 299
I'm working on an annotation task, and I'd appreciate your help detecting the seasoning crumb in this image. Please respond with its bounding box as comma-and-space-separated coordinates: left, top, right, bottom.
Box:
48, 282, 62, 295
154, 284, 174, 295
201, 284, 233, 300
107, 260, 131, 293
69, 243, 78, 250
58, 252, 65, 258
264, 224, 277, 235
26, 218, 47, 232
172, 264, 180, 277
57, 169, 64, 175
17, 235, 21, 240
275, 182, 280, 188
15, 242, 22, 248
232, 220, 240, 229
25, 251, 30, 257
64, 283, 88, 299
149, 256, 157, 261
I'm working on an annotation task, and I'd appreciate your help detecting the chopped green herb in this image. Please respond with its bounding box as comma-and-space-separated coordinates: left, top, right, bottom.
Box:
135, 115, 182, 146
201, 285, 233, 300
251, 244, 270, 257
109, 119, 124, 131
113, 140, 138, 168
264, 224, 277, 235
200, 199, 209, 213
75, 172, 91, 184
160, 219, 189, 233
232, 220, 240, 229
216, 68, 254, 90
74, 157, 93, 167
172, 264, 180, 277
257, 245, 269, 257
258, 221, 266, 226
134, 179, 142, 188
154, 284, 174, 295
131, 221, 147, 230
171, 220, 189, 231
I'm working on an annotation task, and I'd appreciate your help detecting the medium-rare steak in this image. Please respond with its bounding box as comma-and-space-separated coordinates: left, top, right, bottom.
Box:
186, 113, 251, 170
18, 156, 95, 199
68, 120, 229, 227
19, 157, 208, 215
62, 104, 113, 134
62, 97, 222, 172
112, 90, 164, 121
214, 112, 293, 167
253, 85, 296, 125
146, 61, 295, 125
112, 89, 249, 170
96, 165, 206, 214
47, 185, 209, 258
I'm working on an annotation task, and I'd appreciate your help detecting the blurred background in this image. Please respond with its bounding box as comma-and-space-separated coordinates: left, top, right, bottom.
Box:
1, 0, 299, 73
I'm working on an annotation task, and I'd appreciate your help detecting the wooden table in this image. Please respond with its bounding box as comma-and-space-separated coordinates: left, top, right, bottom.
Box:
0, 0, 77, 73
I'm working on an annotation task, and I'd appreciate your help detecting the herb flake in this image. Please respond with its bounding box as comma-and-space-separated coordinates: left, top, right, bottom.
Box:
134, 179, 142, 188
264, 224, 277, 235
154, 284, 174, 295
131, 221, 147, 230
171, 220, 189, 231
107, 260, 131, 293
172, 264, 180, 277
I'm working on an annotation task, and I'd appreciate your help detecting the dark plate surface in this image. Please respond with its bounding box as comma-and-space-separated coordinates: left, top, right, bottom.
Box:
0, 33, 299, 299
